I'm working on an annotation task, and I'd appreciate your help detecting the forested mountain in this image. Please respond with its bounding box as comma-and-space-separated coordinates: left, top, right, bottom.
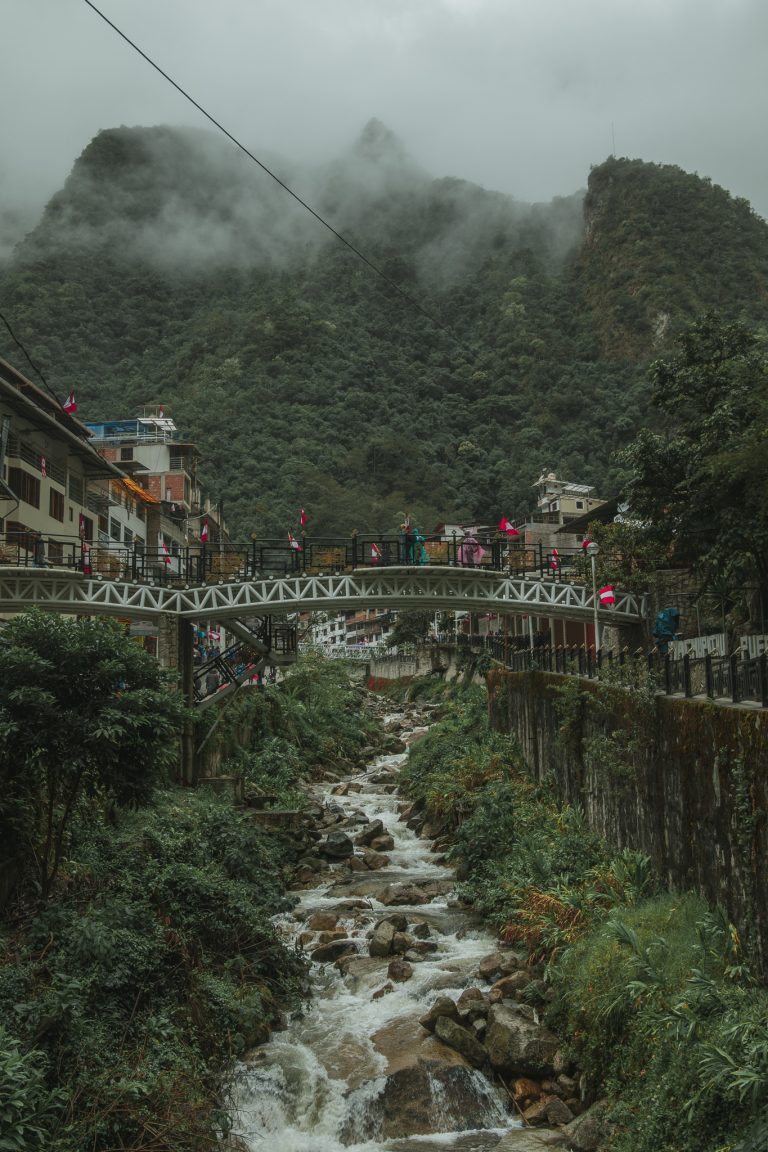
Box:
1, 122, 767, 537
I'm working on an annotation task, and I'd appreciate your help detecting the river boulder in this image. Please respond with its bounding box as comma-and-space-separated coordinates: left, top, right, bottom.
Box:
321, 831, 355, 858
485, 1003, 560, 1078
418, 995, 460, 1032
369, 920, 395, 957
355, 819, 384, 846
433, 1016, 487, 1068
563, 1099, 613, 1150
310, 938, 358, 963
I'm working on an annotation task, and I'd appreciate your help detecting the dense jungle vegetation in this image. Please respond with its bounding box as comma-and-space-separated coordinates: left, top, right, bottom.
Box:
0, 616, 378, 1151
1, 121, 768, 537
394, 679, 768, 1152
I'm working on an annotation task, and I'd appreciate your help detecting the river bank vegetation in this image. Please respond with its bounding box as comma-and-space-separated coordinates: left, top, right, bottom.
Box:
392, 679, 768, 1152
0, 623, 379, 1151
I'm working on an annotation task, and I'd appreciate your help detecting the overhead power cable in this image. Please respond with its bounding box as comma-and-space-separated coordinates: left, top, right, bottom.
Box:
81, 0, 452, 337
0, 306, 62, 406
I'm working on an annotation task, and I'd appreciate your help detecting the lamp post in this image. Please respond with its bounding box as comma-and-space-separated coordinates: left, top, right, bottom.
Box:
586, 541, 600, 652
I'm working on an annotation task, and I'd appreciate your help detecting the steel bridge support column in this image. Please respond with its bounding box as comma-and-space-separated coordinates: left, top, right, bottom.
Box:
177, 617, 196, 785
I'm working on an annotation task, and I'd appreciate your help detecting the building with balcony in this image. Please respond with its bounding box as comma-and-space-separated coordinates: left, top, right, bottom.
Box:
0, 357, 125, 567
85, 408, 228, 565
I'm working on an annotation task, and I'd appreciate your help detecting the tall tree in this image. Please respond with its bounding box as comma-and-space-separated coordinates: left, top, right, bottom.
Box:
619, 313, 768, 603
0, 611, 184, 902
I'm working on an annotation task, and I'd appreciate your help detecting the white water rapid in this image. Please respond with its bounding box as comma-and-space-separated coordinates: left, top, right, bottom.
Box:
228, 709, 523, 1152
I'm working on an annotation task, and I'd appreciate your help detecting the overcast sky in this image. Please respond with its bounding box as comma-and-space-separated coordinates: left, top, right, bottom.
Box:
2, 0, 766, 239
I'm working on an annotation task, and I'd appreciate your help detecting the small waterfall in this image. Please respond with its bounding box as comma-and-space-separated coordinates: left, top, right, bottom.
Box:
228, 706, 519, 1152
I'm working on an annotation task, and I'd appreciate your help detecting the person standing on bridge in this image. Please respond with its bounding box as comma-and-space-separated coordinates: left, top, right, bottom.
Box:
458, 531, 484, 567
399, 514, 416, 564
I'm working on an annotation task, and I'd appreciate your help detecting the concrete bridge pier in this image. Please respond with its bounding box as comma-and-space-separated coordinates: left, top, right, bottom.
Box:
177, 617, 196, 785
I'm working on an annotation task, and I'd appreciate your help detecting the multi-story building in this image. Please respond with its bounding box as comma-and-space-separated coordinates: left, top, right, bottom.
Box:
0, 357, 126, 568
85, 407, 228, 571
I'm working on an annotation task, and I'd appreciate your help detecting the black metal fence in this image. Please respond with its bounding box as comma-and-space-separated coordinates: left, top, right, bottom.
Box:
474, 636, 768, 708
0, 529, 597, 585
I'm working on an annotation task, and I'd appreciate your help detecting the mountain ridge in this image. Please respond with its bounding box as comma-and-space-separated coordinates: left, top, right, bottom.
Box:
1, 125, 766, 536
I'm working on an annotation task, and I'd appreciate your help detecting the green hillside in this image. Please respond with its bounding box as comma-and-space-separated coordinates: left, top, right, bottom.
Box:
2, 124, 767, 537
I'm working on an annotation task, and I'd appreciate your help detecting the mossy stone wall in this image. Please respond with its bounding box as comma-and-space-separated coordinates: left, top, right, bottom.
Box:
487, 669, 768, 977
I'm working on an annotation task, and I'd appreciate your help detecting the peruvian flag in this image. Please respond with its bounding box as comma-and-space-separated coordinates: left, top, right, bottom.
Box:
599, 584, 616, 606
40, 456, 46, 477
63, 391, 77, 413
288, 531, 302, 552
158, 405, 164, 418
371, 543, 381, 565
499, 515, 520, 538
299, 507, 307, 528
200, 518, 209, 542
159, 535, 172, 566
208, 629, 220, 642
81, 540, 91, 576
78, 512, 86, 538
550, 548, 560, 570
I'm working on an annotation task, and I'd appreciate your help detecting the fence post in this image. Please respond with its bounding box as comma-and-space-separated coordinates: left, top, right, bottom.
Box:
730, 652, 739, 704
683, 653, 692, 697
664, 654, 672, 695
705, 652, 714, 699
760, 654, 768, 708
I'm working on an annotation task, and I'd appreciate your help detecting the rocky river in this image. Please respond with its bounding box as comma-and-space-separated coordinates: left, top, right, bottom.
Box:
227, 702, 603, 1152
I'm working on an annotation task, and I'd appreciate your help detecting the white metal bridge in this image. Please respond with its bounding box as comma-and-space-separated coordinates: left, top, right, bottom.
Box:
0, 565, 647, 625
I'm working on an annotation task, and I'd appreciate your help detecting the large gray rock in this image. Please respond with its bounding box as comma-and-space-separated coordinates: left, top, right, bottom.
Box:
354, 819, 384, 846
342, 1061, 497, 1142
485, 1003, 560, 1078
321, 831, 355, 858
310, 938, 357, 963
433, 1016, 487, 1069
418, 995, 460, 1033
369, 920, 395, 958
564, 1099, 612, 1151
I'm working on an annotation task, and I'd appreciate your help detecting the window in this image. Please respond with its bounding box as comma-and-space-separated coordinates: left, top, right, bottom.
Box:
81, 516, 94, 541
49, 488, 65, 522
120, 446, 134, 461
124, 527, 133, 547
98, 514, 108, 534
8, 467, 40, 509
109, 518, 121, 542
575, 500, 585, 510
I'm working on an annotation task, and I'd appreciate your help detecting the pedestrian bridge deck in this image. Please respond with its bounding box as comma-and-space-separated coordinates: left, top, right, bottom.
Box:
0, 564, 646, 625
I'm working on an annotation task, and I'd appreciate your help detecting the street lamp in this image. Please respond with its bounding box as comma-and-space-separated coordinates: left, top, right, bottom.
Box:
586, 541, 600, 652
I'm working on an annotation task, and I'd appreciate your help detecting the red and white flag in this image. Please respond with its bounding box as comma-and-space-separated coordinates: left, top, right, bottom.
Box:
371, 543, 381, 565
499, 515, 520, 538
81, 540, 91, 576
208, 629, 220, 642
581, 536, 592, 552
40, 456, 46, 477
78, 512, 86, 539
599, 584, 616, 606
159, 535, 172, 566
63, 391, 77, 413
288, 532, 302, 552
200, 518, 209, 542
158, 405, 164, 419
550, 548, 560, 570
299, 507, 307, 528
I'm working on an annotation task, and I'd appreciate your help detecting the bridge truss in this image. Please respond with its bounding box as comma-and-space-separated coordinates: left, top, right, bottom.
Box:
0, 565, 646, 625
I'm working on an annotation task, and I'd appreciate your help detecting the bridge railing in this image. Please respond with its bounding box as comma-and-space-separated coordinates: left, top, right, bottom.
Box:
486, 640, 768, 708
0, 529, 601, 585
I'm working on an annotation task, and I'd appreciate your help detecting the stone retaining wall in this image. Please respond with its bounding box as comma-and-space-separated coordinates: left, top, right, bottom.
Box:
487, 669, 768, 979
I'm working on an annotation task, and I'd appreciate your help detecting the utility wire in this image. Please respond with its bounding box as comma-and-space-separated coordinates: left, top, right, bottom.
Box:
0, 306, 63, 406
81, 0, 453, 337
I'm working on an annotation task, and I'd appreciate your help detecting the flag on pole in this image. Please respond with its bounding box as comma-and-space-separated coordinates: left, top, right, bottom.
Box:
78, 512, 86, 538
200, 518, 209, 542
288, 531, 302, 552
40, 456, 46, 477
299, 507, 307, 528
371, 543, 381, 565
550, 548, 560, 570
81, 540, 91, 576
159, 535, 172, 566
208, 629, 220, 642
158, 405, 164, 419
499, 515, 520, 538
63, 391, 77, 413
599, 585, 616, 606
